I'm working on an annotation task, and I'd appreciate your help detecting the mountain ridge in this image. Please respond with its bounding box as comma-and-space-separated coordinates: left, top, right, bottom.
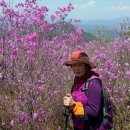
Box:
75, 17, 130, 35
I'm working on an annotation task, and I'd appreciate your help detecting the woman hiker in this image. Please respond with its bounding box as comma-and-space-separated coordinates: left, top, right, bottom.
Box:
63, 50, 104, 130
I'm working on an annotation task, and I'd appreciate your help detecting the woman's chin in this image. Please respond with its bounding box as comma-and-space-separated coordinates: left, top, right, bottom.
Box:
75, 73, 83, 77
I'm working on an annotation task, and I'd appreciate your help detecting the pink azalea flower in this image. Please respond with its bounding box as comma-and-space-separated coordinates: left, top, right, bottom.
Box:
0, 73, 3, 78
51, 15, 55, 22
33, 112, 39, 120
12, 49, 17, 55
125, 62, 129, 67
126, 70, 130, 79
10, 120, 14, 126
74, 19, 81, 23
21, 112, 28, 124
58, 126, 61, 130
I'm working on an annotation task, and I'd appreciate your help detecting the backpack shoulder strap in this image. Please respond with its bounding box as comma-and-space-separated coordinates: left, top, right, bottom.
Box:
81, 77, 92, 95
81, 76, 100, 95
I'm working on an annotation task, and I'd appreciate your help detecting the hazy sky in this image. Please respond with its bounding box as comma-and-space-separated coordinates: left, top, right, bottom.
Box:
9, 0, 130, 21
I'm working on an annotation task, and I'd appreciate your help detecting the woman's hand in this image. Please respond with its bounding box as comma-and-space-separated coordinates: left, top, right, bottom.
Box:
63, 94, 75, 107
63, 94, 85, 115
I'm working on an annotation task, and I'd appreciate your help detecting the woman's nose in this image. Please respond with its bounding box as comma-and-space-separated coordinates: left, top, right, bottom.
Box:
74, 66, 79, 71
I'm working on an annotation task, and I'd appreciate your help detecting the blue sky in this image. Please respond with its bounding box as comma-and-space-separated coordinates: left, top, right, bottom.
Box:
9, 0, 130, 21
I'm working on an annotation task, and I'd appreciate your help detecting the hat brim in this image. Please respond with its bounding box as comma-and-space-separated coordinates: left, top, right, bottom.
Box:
64, 59, 96, 69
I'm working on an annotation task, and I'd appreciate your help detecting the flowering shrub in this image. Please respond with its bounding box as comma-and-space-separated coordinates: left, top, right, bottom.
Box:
0, 0, 86, 129
0, 0, 130, 130
86, 39, 130, 130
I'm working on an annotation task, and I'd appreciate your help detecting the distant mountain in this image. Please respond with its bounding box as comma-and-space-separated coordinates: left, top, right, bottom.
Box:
82, 32, 97, 42
75, 17, 130, 38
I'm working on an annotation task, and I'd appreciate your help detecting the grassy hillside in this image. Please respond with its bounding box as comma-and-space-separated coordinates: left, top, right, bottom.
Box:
49, 21, 97, 42
82, 32, 97, 42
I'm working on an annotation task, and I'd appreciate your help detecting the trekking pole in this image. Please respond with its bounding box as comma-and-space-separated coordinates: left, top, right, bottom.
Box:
63, 106, 70, 130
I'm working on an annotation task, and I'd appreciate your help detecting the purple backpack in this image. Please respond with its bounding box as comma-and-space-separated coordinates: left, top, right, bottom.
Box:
82, 76, 115, 130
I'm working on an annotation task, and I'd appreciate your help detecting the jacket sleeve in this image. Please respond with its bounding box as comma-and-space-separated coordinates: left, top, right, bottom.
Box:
84, 79, 102, 117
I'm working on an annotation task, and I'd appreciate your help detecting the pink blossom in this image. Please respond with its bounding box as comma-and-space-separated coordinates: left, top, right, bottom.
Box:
0, 73, 3, 78
75, 29, 83, 35
51, 15, 55, 22
43, 6, 49, 12
126, 70, 130, 79
33, 112, 39, 120
125, 62, 129, 67
27, 33, 37, 41
74, 19, 81, 23
58, 126, 61, 130
69, 19, 72, 23
7, 28, 13, 36
0, 26, 2, 31
26, 0, 36, 3
21, 112, 28, 124
67, 3, 74, 11
0, 0, 7, 7
10, 120, 14, 126
0, 96, 2, 100
12, 49, 17, 55
31, 18, 38, 24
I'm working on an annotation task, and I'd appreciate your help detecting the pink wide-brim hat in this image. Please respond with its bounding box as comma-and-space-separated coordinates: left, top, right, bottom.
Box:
64, 51, 96, 69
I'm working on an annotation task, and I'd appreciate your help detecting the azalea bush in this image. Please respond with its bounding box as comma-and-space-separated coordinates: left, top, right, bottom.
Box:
0, 0, 85, 129
86, 39, 130, 130
0, 0, 130, 130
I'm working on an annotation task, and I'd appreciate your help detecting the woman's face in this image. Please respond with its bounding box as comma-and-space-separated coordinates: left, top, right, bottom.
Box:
71, 62, 87, 77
